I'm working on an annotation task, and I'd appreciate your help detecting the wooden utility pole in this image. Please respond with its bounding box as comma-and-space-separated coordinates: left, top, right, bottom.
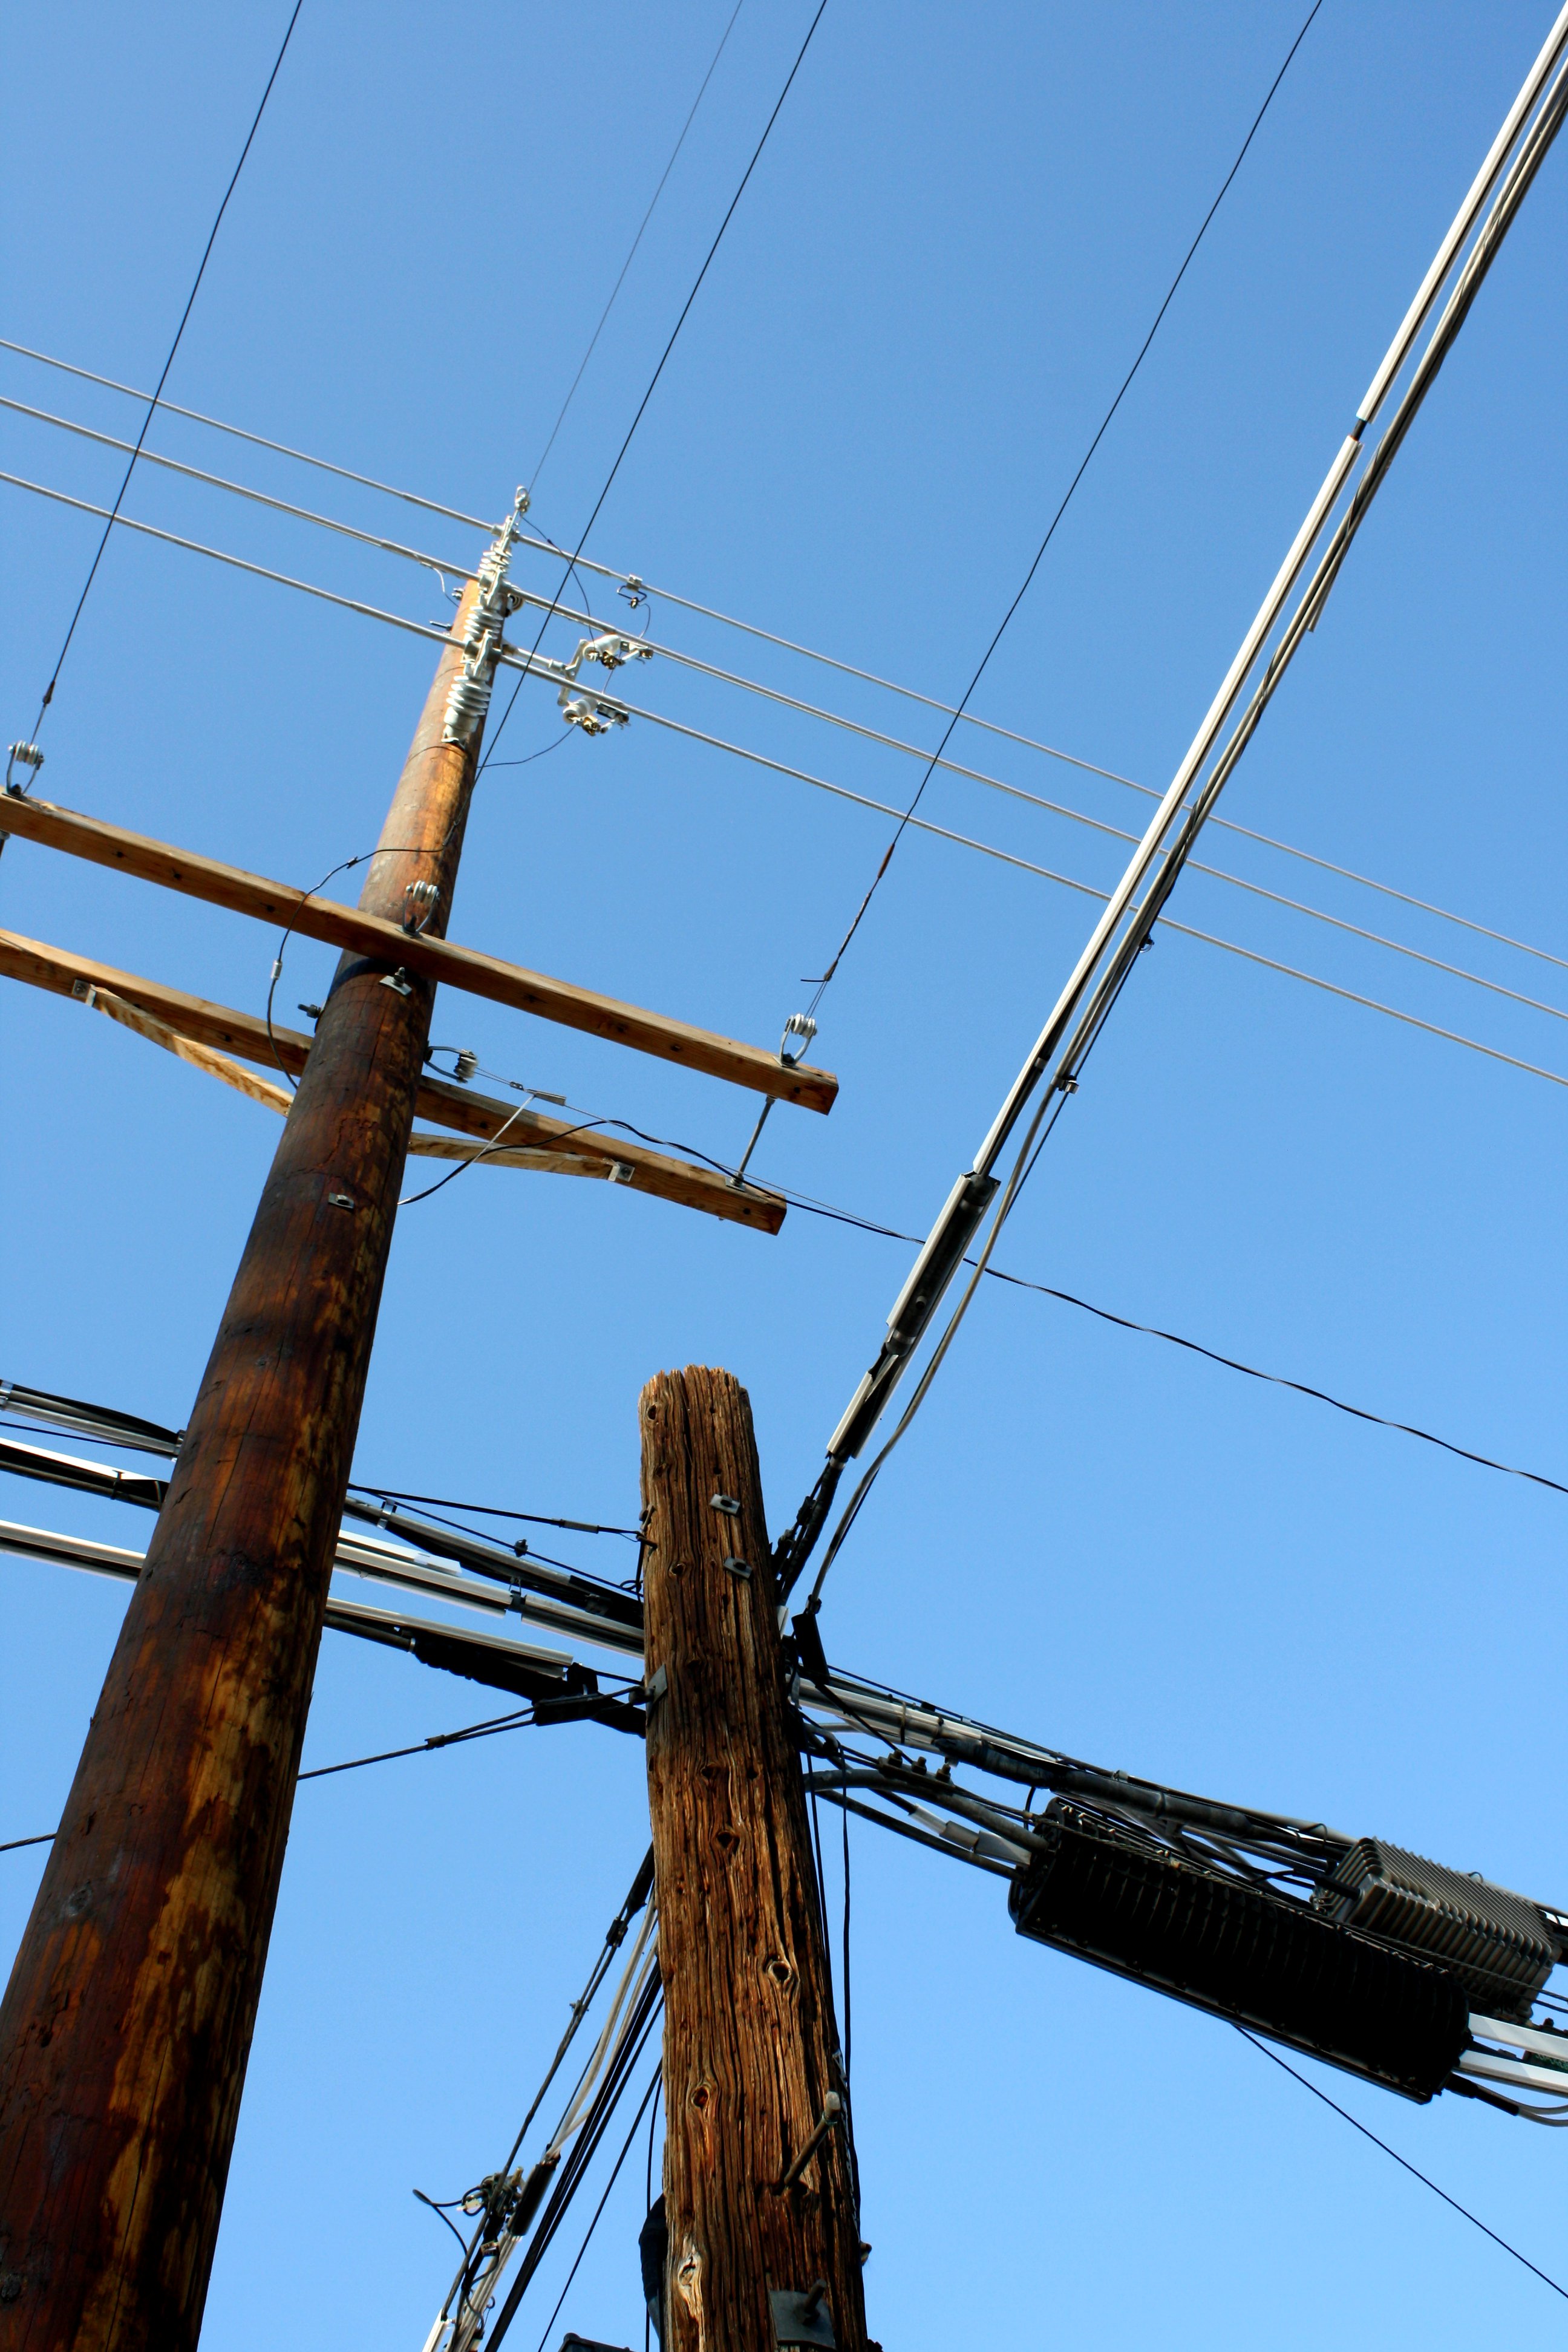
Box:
641, 1367, 869, 2352
0, 575, 491, 2350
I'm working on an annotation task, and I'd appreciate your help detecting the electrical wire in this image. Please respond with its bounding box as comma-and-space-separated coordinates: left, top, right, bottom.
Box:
1238, 2029, 1568, 2303
0, 335, 495, 533
11, 464, 1562, 1060
479, 0, 831, 773
524, 2062, 664, 2352
263, 844, 430, 1088
794, 0, 1323, 1012
495, 578, 1568, 1029
0, 392, 480, 589
616, 699, 1568, 1091
25, 0, 304, 737
0, 1693, 635, 1858
9, 350, 1563, 984
529, 0, 748, 487
344, 1485, 639, 1539
766, 1181, 1567, 1502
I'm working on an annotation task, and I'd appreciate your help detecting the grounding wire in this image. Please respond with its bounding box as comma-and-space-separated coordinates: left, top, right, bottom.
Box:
477, 0, 831, 773
24, 0, 304, 739
529, 0, 748, 488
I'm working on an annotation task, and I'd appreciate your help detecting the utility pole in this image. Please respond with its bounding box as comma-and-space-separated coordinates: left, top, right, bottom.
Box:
640, 1367, 869, 2352
0, 503, 524, 2351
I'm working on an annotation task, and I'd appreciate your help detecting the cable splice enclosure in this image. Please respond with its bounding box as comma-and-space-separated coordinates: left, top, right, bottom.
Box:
1010, 1802, 1472, 2102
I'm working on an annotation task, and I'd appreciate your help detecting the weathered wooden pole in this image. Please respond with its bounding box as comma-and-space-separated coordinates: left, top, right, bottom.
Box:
0, 547, 505, 2349
640, 1367, 869, 2352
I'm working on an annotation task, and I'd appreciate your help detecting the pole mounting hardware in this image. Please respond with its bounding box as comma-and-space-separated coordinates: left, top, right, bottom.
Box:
774, 2094, 843, 2195
710, 1494, 741, 1516
5, 741, 44, 795
402, 878, 440, 934
769, 2279, 835, 2348
442, 489, 530, 747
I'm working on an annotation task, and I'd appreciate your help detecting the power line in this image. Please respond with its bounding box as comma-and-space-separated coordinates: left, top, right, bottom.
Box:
480, 0, 831, 771
1, 391, 477, 586
1238, 2030, 1568, 2304
530, 0, 748, 488
618, 697, 1568, 1091
0, 334, 495, 534
772, 1189, 1568, 1500
7, 460, 1565, 1084
0, 1695, 606, 1860
25, 0, 304, 737
6, 343, 1561, 978
795, 0, 1324, 1011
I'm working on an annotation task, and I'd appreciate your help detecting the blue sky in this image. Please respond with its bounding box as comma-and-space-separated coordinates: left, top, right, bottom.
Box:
3, 4, 1566, 2345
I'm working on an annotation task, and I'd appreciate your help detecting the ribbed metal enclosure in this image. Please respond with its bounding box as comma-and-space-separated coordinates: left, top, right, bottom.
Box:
1314, 1840, 1558, 2022
1010, 1804, 1471, 2101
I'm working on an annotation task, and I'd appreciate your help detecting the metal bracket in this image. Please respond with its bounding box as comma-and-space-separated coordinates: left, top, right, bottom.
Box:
644, 1664, 668, 1706
724, 1556, 753, 1581
769, 2282, 835, 2348
379, 967, 414, 997
710, 1494, 741, 1517
607, 1161, 635, 1184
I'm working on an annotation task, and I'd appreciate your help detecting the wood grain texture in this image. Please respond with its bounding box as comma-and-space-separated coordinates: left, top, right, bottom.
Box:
0, 929, 785, 1231
641, 1368, 869, 2352
0, 590, 480, 2351
0, 795, 837, 1111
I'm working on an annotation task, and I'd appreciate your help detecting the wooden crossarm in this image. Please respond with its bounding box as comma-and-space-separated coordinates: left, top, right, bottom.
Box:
0, 928, 786, 1232
0, 793, 837, 1112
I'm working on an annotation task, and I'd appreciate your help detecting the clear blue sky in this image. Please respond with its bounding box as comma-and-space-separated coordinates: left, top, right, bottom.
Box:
3, 4, 1566, 2345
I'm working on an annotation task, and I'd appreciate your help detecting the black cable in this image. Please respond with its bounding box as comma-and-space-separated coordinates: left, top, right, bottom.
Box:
643, 2078, 661, 2352
344, 1483, 639, 1538
26, 0, 304, 736
263, 844, 428, 1088
1, 1694, 650, 1857
841, 1800, 852, 2088
530, 0, 748, 489
526, 2062, 664, 2352
414, 2187, 474, 2261
1238, 2030, 1568, 2303
480, 0, 830, 773
799, 0, 1324, 1014
769, 1194, 1567, 1502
